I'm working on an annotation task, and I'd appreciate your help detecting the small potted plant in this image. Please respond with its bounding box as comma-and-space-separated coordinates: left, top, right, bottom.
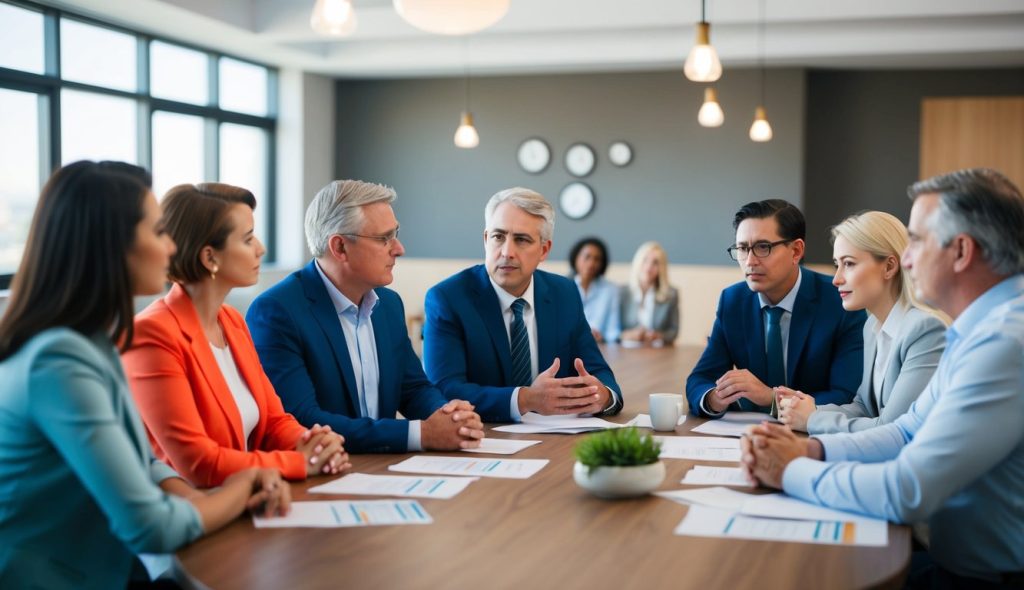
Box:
573, 427, 665, 499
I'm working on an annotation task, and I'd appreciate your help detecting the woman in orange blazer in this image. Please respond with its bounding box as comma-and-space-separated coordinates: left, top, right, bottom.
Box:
122, 183, 352, 487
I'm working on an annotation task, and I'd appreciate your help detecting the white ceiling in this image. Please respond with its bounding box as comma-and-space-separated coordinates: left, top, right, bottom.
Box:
44, 0, 1024, 77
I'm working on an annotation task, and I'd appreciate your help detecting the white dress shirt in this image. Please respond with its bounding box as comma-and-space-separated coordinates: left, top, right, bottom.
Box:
871, 301, 907, 400
209, 342, 259, 450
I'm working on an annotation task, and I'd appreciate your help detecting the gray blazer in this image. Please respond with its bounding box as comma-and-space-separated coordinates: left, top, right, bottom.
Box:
620, 286, 680, 343
807, 306, 946, 434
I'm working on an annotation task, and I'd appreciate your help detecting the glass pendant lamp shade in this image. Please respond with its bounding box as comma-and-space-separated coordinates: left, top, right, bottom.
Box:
698, 87, 724, 127
454, 111, 479, 148
395, 0, 509, 35
684, 22, 722, 82
310, 0, 357, 36
749, 106, 773, 142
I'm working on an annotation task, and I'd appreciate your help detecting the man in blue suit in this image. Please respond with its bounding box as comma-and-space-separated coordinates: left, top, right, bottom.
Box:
686, 199, 865, 417
423, 187, 622, 423
247, 180, 484, 453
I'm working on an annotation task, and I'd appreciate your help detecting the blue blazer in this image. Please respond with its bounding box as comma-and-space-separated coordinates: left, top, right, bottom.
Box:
246, 261, 448, 453
0, 329, 202, 590
423, 265, 622, 422
686, 267, 866, 417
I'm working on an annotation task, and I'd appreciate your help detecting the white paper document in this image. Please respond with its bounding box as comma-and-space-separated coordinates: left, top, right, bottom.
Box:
461, 437, 542, 455
674, 504, 887, 546
308, 473, 477, 499
681, 466, 754, 487
654, 436, 741, 461
253, 500, 432, 528
389, 455, 549, 479
626, 413, 686, 429
493, 413, 624, 434
691, 412, 779, 437
655, 486, 755, 511
739, 493, 886, 526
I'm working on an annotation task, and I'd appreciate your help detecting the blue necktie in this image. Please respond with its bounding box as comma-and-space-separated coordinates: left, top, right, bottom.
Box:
510, 298, 532, 386
765, 306, 785, 416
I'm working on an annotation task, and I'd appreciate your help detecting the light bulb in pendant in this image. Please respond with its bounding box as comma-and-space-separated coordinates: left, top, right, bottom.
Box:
684, 22, 722, 82
310, 0, 357, 36
749, 106, 773, 142
698, 87, 724, 127
454, 112, 479, 148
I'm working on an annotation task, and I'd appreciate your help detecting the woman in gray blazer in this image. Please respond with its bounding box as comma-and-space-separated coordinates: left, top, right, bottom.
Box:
0, 162, 290, 589
620, 241, 680, 345
778, 211, 946, 433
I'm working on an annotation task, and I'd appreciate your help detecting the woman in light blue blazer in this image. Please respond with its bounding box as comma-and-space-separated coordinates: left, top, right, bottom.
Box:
778, 211, 946, 433
620, 241, 680, 345
569, 237, 621, 342
0, 161, 290, 589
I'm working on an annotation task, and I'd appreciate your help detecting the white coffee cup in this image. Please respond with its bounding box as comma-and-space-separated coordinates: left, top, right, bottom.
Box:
649, 393, 685, 431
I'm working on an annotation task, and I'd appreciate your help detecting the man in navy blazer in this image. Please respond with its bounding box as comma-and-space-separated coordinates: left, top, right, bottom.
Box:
423, 187, 622, 423
686, 199, 865, 417
247, 180, 484, 453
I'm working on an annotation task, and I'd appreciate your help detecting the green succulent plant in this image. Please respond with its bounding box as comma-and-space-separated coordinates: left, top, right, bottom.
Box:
574, 427, 662, 475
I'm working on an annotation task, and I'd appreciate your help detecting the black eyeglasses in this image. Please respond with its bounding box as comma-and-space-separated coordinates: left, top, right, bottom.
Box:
340, 226, 400, 247
726, 239, 793, 261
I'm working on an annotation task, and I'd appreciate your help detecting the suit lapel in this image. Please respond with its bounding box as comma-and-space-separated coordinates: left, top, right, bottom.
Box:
533, 272, 557, 371
786, 268, 816, 386
165, 284, 246, 449
861, 320, 879, 413
371, 292, 395, 418
744, 290, 767, 378
299, 262, 361, 415
471, 266, 513, 383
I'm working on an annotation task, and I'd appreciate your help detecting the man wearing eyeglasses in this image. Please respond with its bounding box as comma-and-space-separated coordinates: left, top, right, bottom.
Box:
246, 180, 485, 453
686, 199, 865, 418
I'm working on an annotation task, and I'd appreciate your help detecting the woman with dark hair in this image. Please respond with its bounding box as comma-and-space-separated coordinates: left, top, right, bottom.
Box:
568, 236, 621, 343
122, 183, 351, 488
0, 162, 290, 588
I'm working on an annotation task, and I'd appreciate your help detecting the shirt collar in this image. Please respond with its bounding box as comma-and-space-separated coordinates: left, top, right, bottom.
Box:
314, 260, 379, 319
948, 274, 1024, 344
490, 274, 536, 313
758, 268, 802, 313
877, 300, 909, 339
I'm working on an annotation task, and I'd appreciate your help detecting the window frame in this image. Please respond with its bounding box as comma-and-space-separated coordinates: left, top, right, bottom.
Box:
0, 0, 278, 289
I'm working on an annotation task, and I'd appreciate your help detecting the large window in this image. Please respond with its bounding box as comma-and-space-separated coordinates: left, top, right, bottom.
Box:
0, 0, 277, 289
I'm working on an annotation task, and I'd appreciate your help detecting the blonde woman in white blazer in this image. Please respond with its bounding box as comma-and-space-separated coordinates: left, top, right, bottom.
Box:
778, 211, 946, 433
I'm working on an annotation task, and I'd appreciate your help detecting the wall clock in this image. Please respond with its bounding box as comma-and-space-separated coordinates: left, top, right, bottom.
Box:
559, 182, 595, 220
608, 141, 633, 167
517, 137, 551, 174
564, 142, 596, 177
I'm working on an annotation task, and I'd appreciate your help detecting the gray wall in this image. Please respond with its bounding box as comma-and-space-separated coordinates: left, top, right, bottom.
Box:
335, 69, 806, 267
803, 67, 1024, 263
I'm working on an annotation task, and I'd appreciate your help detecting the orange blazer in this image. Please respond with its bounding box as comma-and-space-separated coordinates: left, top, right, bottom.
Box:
122, 284, 307, 487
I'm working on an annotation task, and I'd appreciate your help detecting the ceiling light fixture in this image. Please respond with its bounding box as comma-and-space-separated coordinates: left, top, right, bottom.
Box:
310, 0, 357, 37
395, 0, 509, 36
454, 38, 479, 148
749, 0, 773, 142
684, 0, 722, 82
698, 87, 724, 127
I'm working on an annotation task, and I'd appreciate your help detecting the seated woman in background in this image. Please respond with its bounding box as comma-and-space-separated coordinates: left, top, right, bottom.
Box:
778, 210, 946, 433
122, 183, 351, 489
0, 161, 289, 588
620, 241, 680, 346
569, 237, 620, 343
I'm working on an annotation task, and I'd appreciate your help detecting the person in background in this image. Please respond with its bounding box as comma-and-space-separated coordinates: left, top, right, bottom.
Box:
568, 236, 620, 343
778, 211, 946, 433
123, 183, 350, 489
619, 241, 679, 346
0, 161, 289, 589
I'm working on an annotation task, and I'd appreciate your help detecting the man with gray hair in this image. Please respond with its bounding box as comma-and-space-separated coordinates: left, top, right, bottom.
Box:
423, 187, 622, 422
740, 168, 1024, 587
247, 180, 484, 453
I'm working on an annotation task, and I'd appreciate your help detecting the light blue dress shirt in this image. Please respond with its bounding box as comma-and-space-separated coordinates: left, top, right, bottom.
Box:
316, 263, 422, 450
783, 275, 1024, 581
575, 276, 621, 343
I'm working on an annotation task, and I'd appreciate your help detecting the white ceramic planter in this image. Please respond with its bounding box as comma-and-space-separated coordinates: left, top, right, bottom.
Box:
573, 460, 665, 499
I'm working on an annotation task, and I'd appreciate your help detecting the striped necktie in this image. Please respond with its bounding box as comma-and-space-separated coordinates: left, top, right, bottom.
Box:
510, 298, 532, 386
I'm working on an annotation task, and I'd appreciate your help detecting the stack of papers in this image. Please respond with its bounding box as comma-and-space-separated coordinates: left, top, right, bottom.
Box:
309, 473, 477, 499
626, 413, 686, 430
493, 413, 625, 434
680, 466, 754, 487
655, 436, 741, 461
690, 412, 779, 437
388, 455, 549, 479
462, 438, 542, 455
656, 486, 888, 546
253, 499, 432, 528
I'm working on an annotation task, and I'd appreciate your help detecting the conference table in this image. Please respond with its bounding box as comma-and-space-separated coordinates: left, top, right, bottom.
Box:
174, 345, 910, 590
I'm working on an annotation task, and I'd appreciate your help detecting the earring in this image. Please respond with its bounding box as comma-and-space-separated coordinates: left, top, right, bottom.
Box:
210, 265, 219, 281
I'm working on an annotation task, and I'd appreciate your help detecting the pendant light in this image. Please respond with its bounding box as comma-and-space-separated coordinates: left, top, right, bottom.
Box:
310, 0, 357, 36
698, 87, 724, 127
395, 0, 509, 36
684, 0, 722, 82
749, 0, 773, 142
454, 38, 479, 148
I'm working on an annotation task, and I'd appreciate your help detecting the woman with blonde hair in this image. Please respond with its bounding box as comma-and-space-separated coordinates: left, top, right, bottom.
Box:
619, 241, 679, 346
778, 210, 946, 433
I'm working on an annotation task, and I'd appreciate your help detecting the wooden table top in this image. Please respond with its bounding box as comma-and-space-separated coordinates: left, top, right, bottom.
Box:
175, 345, 909, 590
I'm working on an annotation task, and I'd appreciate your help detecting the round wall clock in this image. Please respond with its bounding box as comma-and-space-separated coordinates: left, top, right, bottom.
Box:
608, 141, 633, 167
564, 142, 596, 177
559, 182, 595, 220
517, 138, 551, 174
